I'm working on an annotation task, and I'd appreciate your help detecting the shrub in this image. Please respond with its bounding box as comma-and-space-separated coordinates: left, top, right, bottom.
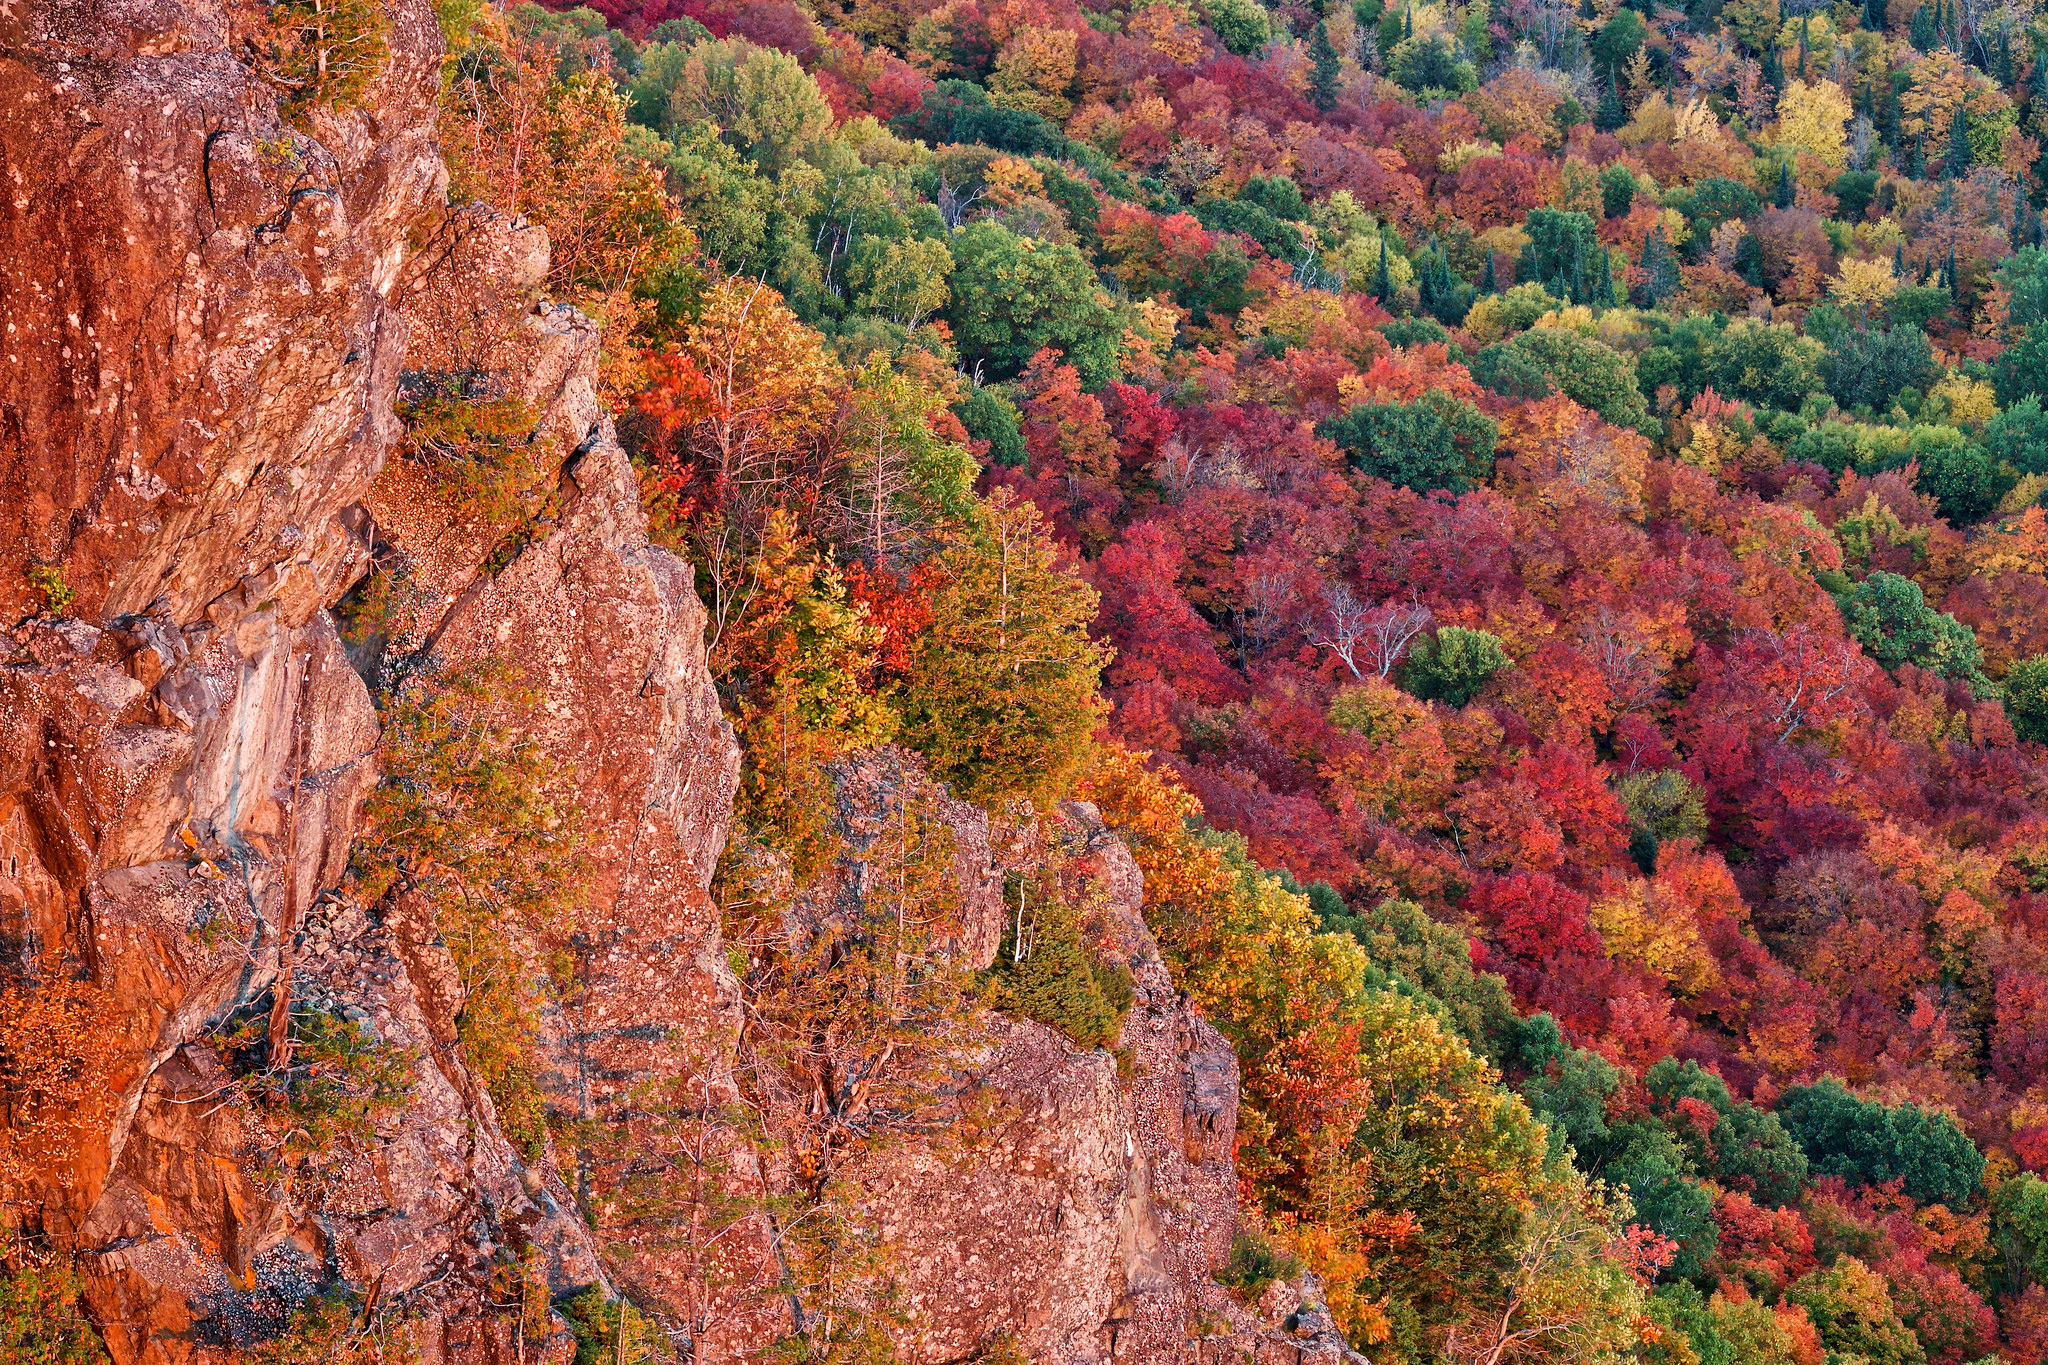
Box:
1218, 1229, 1304, 1300
217, 1001, 416, 1189
0, 975, 120, 1195
24, 565, 72, 618
259, 0, 394, 116
0, 1252, 106, 1365
988, 880, 1131, 1049
560, 1285, 672, 1365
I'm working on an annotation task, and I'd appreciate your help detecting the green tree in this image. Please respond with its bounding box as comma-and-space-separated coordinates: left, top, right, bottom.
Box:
1993, 327, 2048, 406
1705, 319, 1828, 412
946, 221, 1126, 387
1319, 389, 1500, 492
1909, 424, 2016, 523
1404, 626, 1511, 706
1509, 327, 1660, 433
662, 36, 834, 174
1600, 163, 1637, 218
1822, 326, 1935, 413
1945, 101, 1972, 175
1777, 1077, 1985, 1205
1984, 394, 2048, 474
1201, 0, 1271, 54
896, 491, 1109, 806
1322, 897, 1524, 1061
1610, 1150, 1719, 1277
955, 384, 1027, 468
2002, 656, 2048, 743
1838, 570, 1986, 678
1310, 20, 1343, 109
1644, 1058, 1808, 1206
0, 1256, 107, 1365
1992, 1172, 2048, 1290
990, 885, 1129, 1048
1591, 9, 1646, 70
1637, 225, 1681, 304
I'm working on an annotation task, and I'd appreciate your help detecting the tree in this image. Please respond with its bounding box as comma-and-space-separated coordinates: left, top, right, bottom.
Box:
1774, 158, 1796, 208
1910, 425, 2015, 524
1509, 328, 1659, 434
1776, 1077, 1985, 1205
946, 221, 1126, 387
1200, 0, 1270, 54
661, 36, 835, 174
2003, 656, 2048, 743
1777, 79, 1854, 166
837, 362, 978, 569
1838, 570, 1986, 678
1821, 325, 1933, 411
1944, 101, 1972, 175
1310, 20, 1342, 111
1984, 394, 2048, 475
1785, 1257, 1928, 1365
1638, 226, 1681, 305
1312, 585, 1434, 681
896, 491, 1109, 806
955, 384, 1026, 467
1320, 390, 1501, 493
1405, 626, 1511, 706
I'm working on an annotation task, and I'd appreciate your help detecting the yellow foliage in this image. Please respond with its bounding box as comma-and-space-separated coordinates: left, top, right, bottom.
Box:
1775, 78, 1853, 167
1830, 255, 1899, 312
1928, 372, 1998, 428
1590, 880, 1717, 995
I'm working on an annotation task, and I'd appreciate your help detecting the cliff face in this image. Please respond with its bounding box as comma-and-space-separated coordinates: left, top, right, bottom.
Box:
0, 0, 1337, 1357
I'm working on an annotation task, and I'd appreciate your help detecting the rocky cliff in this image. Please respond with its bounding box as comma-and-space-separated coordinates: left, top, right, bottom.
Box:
0, 0, 1360, 1357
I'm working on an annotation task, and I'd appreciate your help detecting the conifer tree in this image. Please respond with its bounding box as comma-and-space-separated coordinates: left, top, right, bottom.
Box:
1597, 244, 1616, 306
1762, 43, 1784, 89
1864, 0, 1886, 33
1479, 249, 1497, 295
1946, 103, 1972, 176
1595, 78, 1627, 131
1310, 20, 1342, 112
1638, 225, 1679, 304
1911, 3, 1934, 49
1373, 237, 1394, 302
1775, 159, 1796, 207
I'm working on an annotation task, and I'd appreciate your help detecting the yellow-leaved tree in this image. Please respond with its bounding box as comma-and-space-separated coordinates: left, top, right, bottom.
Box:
1774, 78, 1853, 168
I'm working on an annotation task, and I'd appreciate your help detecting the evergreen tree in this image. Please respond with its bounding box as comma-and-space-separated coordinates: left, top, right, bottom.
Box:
1310, 20, 1342, 112
1996, 25, 2015, 84
1595, 78, 1628, 131
1571, 237, 1588, 303
1946, 101, 1972, 175
1762, 43, 1784, 89
1480, 249, 1497, 294
1909, 129, 1925, 177
1775, 158, 1796, 207
1910, 2, 1934, 48
1373, 238, 1394, 303
1638, 225, 1679, 304
1863, 0, 1886, 33
1403, 6, 1413, 37
1895, 241, 1907, 278
1597, 244, 1616, 306
1945, 246, 1958, 291
1797, 14, 1810, 76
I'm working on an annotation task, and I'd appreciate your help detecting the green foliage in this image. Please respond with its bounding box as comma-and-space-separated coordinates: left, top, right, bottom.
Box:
1992, 1172, 2048, 1291
1389, 32, 1475, 93
0, 1253, 107, 1365
946, 221, 1126, 387
1218, 1229, 1304, 1300
1517, 1014, 1624, 1161
1311, 21, 1346, 107
1509, 327, 1659, 433
1600, 163, 1637, 219
1469, 341, 1557, 400
1590, 9, 1647, 69
1644, 1058, 1808, 1206
24, 564, 73, 617
896, 493, 1109, 806
353, 660, 583, 1161
396, 376, 545, 527
1777, 1076, 1985, 1205
560, 1286, 672, 1365
1616, 769, 1708, 873
1404, 626, 1510, 706
2003, 655, 2048, 743
1822, 326, 1935, 413
990, 884, 1130, 1049
1320, 389, 1500, 492
1201, 0, 1271, 54
956, 384, 1027, 467
892, 79, 1069, 156
1834, 170, 1879, 220
1837, 570, 1986, 679
1910, 424, 2015, 523
1520, 208, 1603, 293
1321, 897, 1523, 1061
1984, 393, 2048, 474
1610, 1149, 1718, 1277
219, 1001, 416, 1190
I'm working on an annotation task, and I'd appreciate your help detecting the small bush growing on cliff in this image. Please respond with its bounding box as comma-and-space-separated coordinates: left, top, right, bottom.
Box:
0, 1245, 107, 1365
396, 370, 545, 533
353, 661, 582, 1162
23, 564, 73, 618
244, 1286, 421, 1365
217, 1000, 416, 1189
1217, 1229, 1304, 1302
987, 876, 1131, 1051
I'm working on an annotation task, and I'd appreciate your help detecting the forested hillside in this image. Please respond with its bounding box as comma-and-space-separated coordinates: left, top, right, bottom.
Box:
432, 0, 2048, 1353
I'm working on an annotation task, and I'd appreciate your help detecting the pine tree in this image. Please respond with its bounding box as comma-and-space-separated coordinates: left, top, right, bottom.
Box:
1946, 102, 1972, 176
1911, 3, 1934, 49
1516, 240, 1539, 285
1596, 78, 1628, 131
1945, 247, 1958, 291
1403, 6, 1413, 37
1775, 158, 1796, 207
1996, 25, 2015, 85
1762, 43, 1784, 90
1797, 14, 1811, 77
1373, 238, 1394, 303
1480, 249, 1497, 295
1894, 241, 1907, 277
1864, 0, 1886, 33
1310, 20, 1342, 112
1570, 237, 1588, 303
1910, 128, 1925, 177
1597, 244, 1616, 306
1638, 225, 1679, 304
